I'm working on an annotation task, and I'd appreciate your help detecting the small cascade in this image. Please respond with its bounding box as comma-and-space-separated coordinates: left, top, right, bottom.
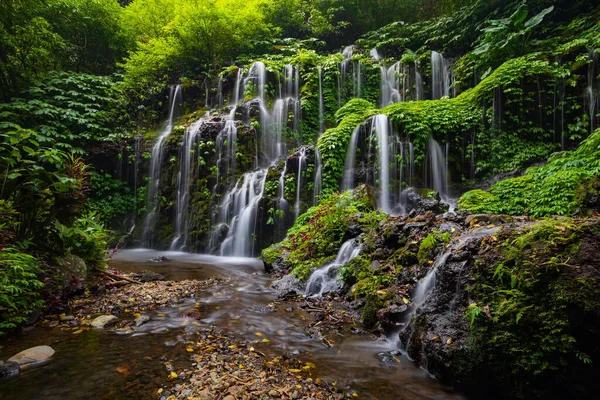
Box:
277, 162, 290, 237
381, 62, 402, 107
370, 48, 381, 61
294, 147, 307, 219
244, 61, 267, 103
217, 75, 224, 109
415, 61, 424, 101
305, 238, 361, 296
338, 45, 354, 107
213, 108, 238, 196
587, 49, 597, 133
399, 227, 499, 333
219, 170, 268, 257
313, 149, 322, 205
129, 134, 142, 232
142, 85, 182, 247
232, 69, 244, 105
426, 138, 449, 201
356, 61, 362, 98
171, 115, 211, 250
371, 115, 391, 213
431, 51, 451, 100
342, 126, 361, 190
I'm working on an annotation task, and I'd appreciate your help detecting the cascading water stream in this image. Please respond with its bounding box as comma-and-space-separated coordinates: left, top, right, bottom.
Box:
431, 51, 451, 100
170, 115, 211, 250
305, 238, 361, 296
294, 147, 307, 219
372, 115, 391, 213
313, 66, 325, 204
342, 126, 361, 191
427, 138, 449, 202
219, 170, 268, 257
142, 85, 182, 247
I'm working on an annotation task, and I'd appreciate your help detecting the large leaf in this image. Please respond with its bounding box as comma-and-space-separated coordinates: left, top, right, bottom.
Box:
524, 6, 554, 30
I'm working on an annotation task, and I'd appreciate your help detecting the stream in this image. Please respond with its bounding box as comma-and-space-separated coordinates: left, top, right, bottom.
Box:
0, 250, 465, 399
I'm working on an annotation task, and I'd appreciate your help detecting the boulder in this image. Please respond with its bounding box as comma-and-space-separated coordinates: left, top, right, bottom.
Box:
54, 254, 87, 287
181, 308, 202, 320
8, 345, 55, 369
0, 360, 20, 377
135, 315, 150, 327
90, 315, 119, 328
403, 188, 449, 215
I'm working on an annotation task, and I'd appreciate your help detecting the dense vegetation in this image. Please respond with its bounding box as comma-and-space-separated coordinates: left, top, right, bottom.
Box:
1, 0, 600, 398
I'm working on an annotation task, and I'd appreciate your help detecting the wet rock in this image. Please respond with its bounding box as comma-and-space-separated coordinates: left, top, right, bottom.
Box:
403, 188, 449, 215
271, 273, 304, 293
149, 256, 170, 263
8, 346, 55, 369
132, 271, 165, 282
54, 255, 87, 287
370, 260, 381, 271
135, 315, 150, 327
0, 360, 20, 377
181, 308, 202, 320
91, 315, 119, 328
377, 304, 409, 330
60, 315, 75, 322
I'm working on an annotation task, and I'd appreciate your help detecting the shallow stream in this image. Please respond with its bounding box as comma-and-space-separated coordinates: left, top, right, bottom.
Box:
0, 250, 465, 399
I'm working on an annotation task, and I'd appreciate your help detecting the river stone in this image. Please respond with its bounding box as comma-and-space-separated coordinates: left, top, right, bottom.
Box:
135, 315, 150, 327
465, 214, 490, 225
91, 315, 119, 328
181, 308, 201, 320
8, 346, 55, 368
131, 271, 165, 282
0, 360, 20, 377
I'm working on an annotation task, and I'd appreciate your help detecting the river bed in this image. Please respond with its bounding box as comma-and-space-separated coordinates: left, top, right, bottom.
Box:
0, 250, 465, 399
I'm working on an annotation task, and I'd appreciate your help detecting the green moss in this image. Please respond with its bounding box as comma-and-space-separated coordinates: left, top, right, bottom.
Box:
464, 217, 600, 395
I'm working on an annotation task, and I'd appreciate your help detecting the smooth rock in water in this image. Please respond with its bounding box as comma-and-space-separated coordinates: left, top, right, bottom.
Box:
0, 360, 20, 377
60, 315, 75, 322
91, 315, 119, 328
8, 346, 55, 369
135, 315, 150, 327
180, 308, 201, 320
465, 214, 490, 225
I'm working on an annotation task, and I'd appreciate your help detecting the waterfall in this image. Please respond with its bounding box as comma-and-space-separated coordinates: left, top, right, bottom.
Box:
342, 126, 361, 191
244, 61, 267, 103
219, 170, 268, 257
338, 45, 354, 107
415, 61, 424, 101
214, 108, 238, 196
294, 147, 307, 219
217, 75, 224, 109
313, 149, 322, 205
357, 61, 362, 98
305, 238, 361, 296
381, 62, 402, 107
170, 115, 211, 250
372, 115, 391, 213
587, 49, 597, 133
370, 48, 381, 61
427, 138, 449, 201
232, 69, 244, 105
318, 66, 324, 135
277, 162, 290, 237
399, 227, 499, 334
431, 51, 451, 100
142, 84, 182, 247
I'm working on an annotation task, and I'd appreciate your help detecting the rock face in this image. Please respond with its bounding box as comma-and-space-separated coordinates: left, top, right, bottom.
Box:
403, 188, 449, 215
54, 255, 87, 286
0, 360, 20, 377
90, 315, 119, 328
8, 346, 55, 369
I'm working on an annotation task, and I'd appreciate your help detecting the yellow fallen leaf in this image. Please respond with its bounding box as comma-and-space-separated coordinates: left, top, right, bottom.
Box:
289, 369, 302, 373
157, 313, 166, 317
402, 297, 410, 305
134, 313, 141, 318
376, 290, 387, 295
72, 329, 83, 335
304, 362, 316, 369
262, 338, 270, 343
239, 364, 244, 369
157, 388, 163, 394
186, 347, 194, 352
446, 337, 453, 345
352, 394, 358, 397
169, 371, 177, 379
255, 332, 263, 337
